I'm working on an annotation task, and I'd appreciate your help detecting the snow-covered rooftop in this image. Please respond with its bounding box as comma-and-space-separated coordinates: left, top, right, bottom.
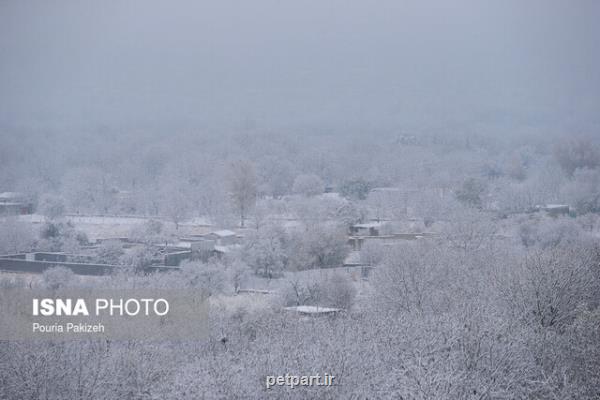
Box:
544, 204, 569, 209
214, 244, 242, 253
211, 229, 237, 237
353, 222, 385, 228
284, 306, 343, 314
343, 251, 362, 265
0, 192, 25, 200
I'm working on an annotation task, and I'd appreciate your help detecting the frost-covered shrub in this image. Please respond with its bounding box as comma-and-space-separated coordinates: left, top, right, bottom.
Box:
42, 266, 77, 290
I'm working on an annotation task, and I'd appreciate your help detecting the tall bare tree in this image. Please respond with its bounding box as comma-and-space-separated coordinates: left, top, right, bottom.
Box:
228, 160, 257, 228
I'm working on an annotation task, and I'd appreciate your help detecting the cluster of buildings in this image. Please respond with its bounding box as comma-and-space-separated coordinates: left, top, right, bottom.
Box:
0, 220, 245, 276
2, 184, 571, 281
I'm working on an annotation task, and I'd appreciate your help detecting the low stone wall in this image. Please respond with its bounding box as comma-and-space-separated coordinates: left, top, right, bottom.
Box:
0, 257, 183, 276
0, 258, 117, 276
0, 254, 26, 260
164, 250, 192, 266
33, 252, 67, 262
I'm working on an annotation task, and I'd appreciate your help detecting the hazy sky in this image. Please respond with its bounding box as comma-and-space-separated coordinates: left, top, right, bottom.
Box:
1, 0, 599, 131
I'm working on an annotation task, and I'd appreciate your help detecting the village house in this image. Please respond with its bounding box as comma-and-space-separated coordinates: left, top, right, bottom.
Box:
349, 221, 387, 237
185, 229, 243, 261
205, 230, 239, 246
535, 204, 571, 217
0, 192, 33, 215
284, 305, 343, 317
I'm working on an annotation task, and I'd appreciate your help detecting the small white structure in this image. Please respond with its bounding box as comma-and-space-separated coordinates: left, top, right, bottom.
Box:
350, 221, 388, 237
237, 289, 274, 295
535, 204, 570, 216
284, 306, 343, 316
207, 230, 238, 246
0, 192, 32, 215
214, 244, 242, 254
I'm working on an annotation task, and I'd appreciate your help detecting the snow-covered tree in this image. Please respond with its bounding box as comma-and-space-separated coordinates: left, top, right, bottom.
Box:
38, 193, 66, 220
292, 174, 325, 197
0, 217, 35, 254
228, 160, 257, 227
244, 224, 287, 278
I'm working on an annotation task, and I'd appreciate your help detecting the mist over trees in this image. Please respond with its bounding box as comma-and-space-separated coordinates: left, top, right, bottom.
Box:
4, 130, 600, 224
